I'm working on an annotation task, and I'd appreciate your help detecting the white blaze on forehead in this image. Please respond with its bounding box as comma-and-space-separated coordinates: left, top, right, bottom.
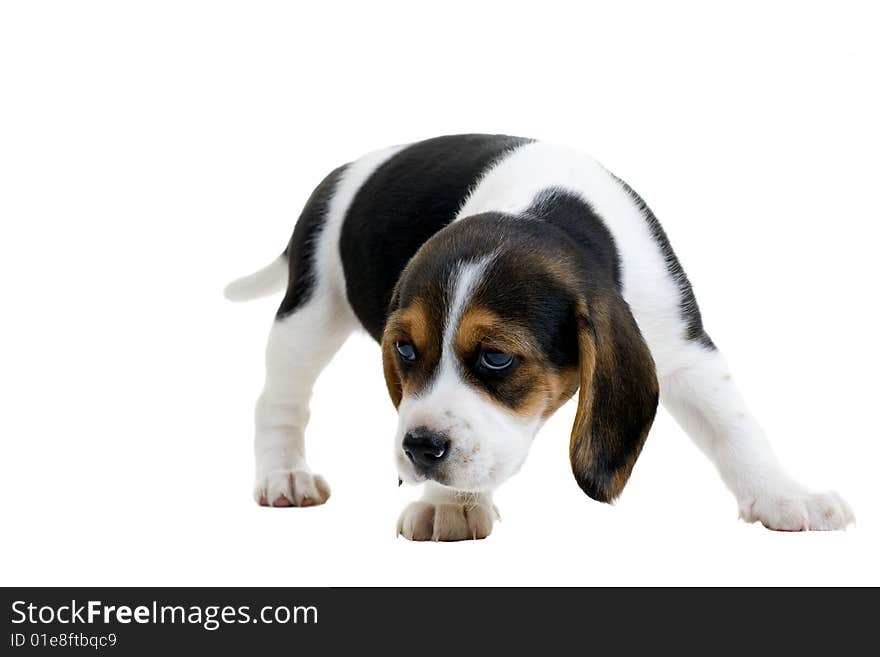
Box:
441, 256, 494, 359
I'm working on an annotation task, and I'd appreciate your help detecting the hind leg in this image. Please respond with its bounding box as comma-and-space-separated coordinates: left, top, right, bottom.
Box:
254, 291, 356, 507
660, 342, 854, 530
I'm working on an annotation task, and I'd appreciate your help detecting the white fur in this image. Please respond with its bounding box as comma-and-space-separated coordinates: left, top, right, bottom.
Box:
224, 255, 288, 302
659, 344, 855, 530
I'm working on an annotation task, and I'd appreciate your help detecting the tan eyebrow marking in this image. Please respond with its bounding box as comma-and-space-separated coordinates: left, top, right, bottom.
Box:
454, 305, 578, 419
394, 300, 431, 349
455, 306, 534, 355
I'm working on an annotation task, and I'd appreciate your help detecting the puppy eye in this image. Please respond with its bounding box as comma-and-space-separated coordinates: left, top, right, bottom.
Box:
479, 349, 514, 371
395, 341, 416, 362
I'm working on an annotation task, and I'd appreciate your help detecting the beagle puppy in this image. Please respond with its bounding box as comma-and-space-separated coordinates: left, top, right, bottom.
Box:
226, 134, 854, 540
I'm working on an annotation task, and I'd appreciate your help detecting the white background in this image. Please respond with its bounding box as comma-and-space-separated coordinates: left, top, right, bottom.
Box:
2, 1, 878, 586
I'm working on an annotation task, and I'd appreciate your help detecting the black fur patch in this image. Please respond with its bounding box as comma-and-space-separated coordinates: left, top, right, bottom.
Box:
524, 189, 622, 289
340, 134, 532, 340
611, 175, 715, 349
276, 164, 347, 319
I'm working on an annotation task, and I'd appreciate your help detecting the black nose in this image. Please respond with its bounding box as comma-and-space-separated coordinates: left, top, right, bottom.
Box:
403, 427, 449, 469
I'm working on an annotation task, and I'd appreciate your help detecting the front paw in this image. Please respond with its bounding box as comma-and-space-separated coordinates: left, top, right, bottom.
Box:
397, 500, 497, 541
254, 470, 331, 508
739, 487, 854, 531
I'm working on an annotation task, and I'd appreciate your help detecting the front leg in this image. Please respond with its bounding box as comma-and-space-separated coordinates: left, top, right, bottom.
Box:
661, 344, 854, 531
397, 483, 498, 541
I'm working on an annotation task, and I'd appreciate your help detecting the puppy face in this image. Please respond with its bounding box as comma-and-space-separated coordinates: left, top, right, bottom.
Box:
383, 250, 581, 492
382, 215, 659, 498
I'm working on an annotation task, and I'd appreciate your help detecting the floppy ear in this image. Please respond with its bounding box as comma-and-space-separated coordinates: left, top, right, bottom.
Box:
570, 295, 659, 503
380, 287, 403, 409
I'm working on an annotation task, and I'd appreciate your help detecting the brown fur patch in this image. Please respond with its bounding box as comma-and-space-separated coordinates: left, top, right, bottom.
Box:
381, 299, 443, 406
454, 306, 578, 419
569, 297, 659, 503
397, 301, 432, 351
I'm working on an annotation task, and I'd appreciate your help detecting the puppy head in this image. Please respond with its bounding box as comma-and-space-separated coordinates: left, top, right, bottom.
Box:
382, 217, 658, 497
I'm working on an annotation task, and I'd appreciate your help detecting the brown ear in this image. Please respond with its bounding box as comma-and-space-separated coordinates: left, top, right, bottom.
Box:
570, 295, 658, 503
380, 286, 403, 408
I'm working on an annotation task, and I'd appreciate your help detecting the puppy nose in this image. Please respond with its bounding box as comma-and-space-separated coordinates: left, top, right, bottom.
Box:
403, 428, 449, 468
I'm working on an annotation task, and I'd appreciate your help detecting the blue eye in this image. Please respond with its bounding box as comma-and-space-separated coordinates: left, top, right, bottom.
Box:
479, 350, 514, 371
396, 341, 416, 362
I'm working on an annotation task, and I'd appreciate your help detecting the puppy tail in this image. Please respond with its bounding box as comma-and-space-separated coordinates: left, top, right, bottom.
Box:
223, 254, 288, 302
